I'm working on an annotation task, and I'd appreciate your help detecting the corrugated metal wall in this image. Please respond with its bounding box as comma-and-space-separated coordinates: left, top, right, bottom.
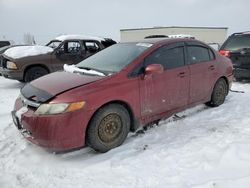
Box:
120, 27, 228, 45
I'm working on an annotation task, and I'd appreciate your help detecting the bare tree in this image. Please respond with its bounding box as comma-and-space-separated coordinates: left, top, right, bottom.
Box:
23, 33, 36, 45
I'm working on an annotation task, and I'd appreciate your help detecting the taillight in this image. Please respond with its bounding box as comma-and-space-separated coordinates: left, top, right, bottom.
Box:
219, 50, 231, 57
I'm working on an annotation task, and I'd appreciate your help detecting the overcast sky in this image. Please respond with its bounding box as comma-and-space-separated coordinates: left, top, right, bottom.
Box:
0, 0, 249, 44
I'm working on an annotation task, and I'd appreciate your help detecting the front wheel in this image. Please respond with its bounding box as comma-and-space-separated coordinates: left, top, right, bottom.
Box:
87, 104, 130, 153
24, 66, 48, 82
206, 78, 228, 107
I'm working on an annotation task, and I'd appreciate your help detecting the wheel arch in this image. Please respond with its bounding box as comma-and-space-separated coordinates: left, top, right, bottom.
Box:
86, 100, 139, 138
24, 64, 50, 77
218, 76, 229, 94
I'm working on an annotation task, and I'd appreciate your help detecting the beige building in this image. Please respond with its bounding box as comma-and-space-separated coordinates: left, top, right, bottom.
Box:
120, 26, 228, 45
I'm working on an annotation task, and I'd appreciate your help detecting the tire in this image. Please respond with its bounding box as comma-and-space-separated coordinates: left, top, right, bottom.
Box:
206, 78, 228, 107
24, 66, 48, 82
87, 104, 131, 153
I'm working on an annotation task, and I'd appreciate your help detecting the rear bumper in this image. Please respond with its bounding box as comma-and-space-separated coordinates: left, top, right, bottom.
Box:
0, 67, 23, 80
234, 68, 250, 79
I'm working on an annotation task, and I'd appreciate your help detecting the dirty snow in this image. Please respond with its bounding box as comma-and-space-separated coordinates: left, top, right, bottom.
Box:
4, 46, 53, 59
55, 35, 105, 42
1, 76, 250, 188
64, 64, 105, 77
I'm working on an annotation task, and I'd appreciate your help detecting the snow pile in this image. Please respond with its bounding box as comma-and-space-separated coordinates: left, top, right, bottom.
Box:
63, 64, 105, 77
4, 45, 53, 59
55, 35, 105, 42
168, 34, 195, 39
1, 76, 250, 188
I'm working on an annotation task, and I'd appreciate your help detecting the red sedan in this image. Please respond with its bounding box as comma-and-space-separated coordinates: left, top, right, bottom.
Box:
12, 38, 233, 152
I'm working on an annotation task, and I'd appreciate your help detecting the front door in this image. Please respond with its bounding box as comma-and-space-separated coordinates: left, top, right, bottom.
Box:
57, 41, 84, 64
52, 41, 85, 71
139, 42, 189, 119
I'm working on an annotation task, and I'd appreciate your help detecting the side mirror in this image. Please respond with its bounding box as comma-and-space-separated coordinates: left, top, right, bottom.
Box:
145, 64, 164, 76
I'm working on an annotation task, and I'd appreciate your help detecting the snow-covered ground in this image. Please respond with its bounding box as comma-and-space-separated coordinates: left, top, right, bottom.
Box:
1, 76, 250, 188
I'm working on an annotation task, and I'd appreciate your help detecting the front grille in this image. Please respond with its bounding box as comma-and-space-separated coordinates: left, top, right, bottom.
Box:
0, 55, 3, 67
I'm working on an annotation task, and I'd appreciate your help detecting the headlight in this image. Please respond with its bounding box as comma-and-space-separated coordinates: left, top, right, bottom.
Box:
35, 101, 85, 115
6, 61, 17, 70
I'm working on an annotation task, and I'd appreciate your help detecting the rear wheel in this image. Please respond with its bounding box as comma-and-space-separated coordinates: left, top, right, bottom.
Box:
206, 78, 228, 107
87, 104, 130, 153
235, 77, 243, 82
24, 66, 48, 82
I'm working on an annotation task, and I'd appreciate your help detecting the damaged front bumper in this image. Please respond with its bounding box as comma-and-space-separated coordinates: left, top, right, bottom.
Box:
12, 96, 89, 152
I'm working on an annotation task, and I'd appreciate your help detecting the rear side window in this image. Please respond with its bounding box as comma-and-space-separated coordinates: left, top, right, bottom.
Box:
101, 39, 116, 48
221, 35, 250, 51
144, 45, 185, 69
187, 46, 210, 64
85, 41, 101, 52
209, 49, 215, 60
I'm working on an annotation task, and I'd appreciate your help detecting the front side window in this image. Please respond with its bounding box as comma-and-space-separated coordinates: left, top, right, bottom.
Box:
67, 41, 81, 54
187, 46, 210, 64
144, 45, 185, 69
46, 40, 62, 49
58, 41, 82, 54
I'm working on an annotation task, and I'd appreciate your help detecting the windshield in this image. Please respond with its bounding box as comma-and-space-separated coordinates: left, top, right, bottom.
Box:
46, 40, 62, 49
76, 43, 152, 73
222, 35, 250, 51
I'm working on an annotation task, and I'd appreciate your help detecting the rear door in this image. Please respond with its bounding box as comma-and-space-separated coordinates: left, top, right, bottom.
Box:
186, 42, 217, 104
139, 42, 189, 118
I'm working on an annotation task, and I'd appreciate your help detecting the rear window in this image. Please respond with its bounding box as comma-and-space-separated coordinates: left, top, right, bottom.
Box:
221, 35, 250, 51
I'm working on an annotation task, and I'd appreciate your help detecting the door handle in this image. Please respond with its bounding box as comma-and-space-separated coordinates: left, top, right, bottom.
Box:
209, 65, 215, 70
178, 72, 186, 78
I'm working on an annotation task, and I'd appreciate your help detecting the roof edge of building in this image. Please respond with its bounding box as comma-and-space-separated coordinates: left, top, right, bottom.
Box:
120, 26, 228, 32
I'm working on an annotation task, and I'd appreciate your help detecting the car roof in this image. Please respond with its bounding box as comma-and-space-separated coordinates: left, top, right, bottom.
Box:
127, 37, 202, 46
231, 31, 250, 36
54, 35, 105, 42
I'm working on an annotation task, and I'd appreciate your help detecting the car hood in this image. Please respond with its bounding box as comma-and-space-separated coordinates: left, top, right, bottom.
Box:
3, 45, 53, 60
21, 71, 105, 103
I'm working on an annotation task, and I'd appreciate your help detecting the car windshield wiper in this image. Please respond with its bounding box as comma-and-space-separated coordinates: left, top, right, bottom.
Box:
76, 66, 110, 76
64, 64, 106, 76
